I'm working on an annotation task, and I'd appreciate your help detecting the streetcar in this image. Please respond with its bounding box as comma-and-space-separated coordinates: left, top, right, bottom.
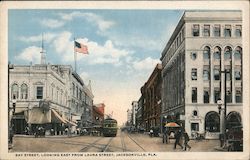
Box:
102, 118, 118, 137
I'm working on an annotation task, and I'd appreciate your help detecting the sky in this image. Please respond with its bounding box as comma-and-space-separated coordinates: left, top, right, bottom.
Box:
8, 9, 183, 126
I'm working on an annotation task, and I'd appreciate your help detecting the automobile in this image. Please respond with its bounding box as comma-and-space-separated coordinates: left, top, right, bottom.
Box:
226, 126, 243, 151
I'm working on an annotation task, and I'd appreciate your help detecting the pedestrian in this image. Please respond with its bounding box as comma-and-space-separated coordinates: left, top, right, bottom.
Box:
162, 127, 168, 144
174, 128, 183, 149
183, 130, 191, 151
9, 126, 14, 144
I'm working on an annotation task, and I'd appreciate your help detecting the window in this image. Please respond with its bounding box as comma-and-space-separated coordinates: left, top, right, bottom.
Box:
191, 52, 197, 60
203, 68, 210, 81
226, 89, 232, 103
214, 47, 221, 60
224, 25, 231, 37
191, 123, 199, 131
235, 68, 241, 80
234, 47, 242, 60
224, 47, 232, 60
20, 84, 28, 99
72, 83, 75, 96
225, 69, 231, 80
76, 86, 78, 99
235, 89, 242, 103
191, 68, 197, 80
36, 87, 43, 99
203, 46, 210, 60
214, 24, 221, 37
192, 24, 200, 36
214, 88, 221, 103
235, 25, 242, 37
193, 110, 198, 116
192, 87, 197, 103
203, 25, 210, 36
204, 90, 210, 103
11, 84, 19, 99
214, 68, 220, 80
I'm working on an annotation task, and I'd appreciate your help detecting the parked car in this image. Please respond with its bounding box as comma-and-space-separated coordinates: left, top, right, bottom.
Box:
226, 126, 243, 151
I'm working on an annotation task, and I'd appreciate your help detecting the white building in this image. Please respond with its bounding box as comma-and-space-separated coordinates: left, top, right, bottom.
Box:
161, 11, 242, 139
126, 109, 132, 126
131, 101, 138, 126
9, 52, 94, 134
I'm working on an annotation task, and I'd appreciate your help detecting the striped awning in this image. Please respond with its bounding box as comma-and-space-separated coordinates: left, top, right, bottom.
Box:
51, 109, 67, 124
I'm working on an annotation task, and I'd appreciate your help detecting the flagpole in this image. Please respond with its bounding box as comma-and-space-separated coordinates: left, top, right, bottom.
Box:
74, 37, 77, 73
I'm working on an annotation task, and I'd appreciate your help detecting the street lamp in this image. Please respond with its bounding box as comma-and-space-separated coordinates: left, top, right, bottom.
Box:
217, 69, 230, 147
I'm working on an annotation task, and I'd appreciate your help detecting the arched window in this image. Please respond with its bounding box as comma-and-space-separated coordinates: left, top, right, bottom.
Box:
224, 46, 232, 60
205, 111, 220, 132
20, 84, 28, 99
11, 84, 19, 99
226, 112, 241, 129
203, 46, 210, 60
214, 46, 221, 60
234, 46, 242, 60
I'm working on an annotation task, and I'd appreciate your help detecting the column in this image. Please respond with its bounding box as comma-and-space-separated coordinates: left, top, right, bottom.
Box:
210, 49, 214, 103
232, 49, 236, 103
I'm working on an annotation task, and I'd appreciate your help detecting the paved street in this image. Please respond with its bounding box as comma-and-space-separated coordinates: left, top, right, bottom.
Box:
10, 130, 221, 152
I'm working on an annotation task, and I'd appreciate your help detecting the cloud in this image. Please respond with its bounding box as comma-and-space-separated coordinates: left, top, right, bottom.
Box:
19, 33, 57, 43
133, 57, 160, 71
15, 46, 41, 63
40, 19, 65, 28
59, 11, 115, 32
50, 31, 132, 65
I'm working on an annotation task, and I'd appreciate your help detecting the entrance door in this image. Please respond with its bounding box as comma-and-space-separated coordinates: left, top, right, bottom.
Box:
205, 111, 220, 132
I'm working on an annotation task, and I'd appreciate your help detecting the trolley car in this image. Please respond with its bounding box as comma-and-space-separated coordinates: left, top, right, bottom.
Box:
102, 118, 118, 137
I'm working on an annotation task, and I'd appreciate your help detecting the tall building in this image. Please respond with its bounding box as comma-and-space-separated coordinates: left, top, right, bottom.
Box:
141, 64, 162, 131
126, 109, 132, 126
135, 96, 143, 129
9, 54, 94, 134
131, 101, 138, 126
161, 11, 242, 139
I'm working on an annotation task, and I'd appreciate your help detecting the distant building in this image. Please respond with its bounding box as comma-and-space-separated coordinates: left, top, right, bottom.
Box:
126, 109, 132, 126
92, 104, 105, 126
131, 101, 138, 126
160, 11, 242, 139
141, 64, 162, 131
135, 96, 143, 129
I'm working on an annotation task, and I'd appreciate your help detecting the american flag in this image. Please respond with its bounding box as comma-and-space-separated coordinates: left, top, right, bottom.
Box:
74, 41, 89, 54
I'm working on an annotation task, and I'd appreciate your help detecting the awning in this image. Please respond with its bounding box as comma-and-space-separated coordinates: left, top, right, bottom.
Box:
51, 109, 67, 124
28, 107, 51, 124
165, 122, 180, 127
65, 119, 77, 126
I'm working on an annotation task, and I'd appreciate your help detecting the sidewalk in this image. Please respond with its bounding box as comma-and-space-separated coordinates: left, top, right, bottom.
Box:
14, 134, 80, 138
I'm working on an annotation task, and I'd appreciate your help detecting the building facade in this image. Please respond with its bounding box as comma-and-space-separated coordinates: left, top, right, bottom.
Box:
126, 109, 132, 126
161, 11, 242, 139
9, 63, 94, 134
135, 96, 143, 129
142, 64, 162, 131
92, 104, 105, 126
131, 101, 138, 126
